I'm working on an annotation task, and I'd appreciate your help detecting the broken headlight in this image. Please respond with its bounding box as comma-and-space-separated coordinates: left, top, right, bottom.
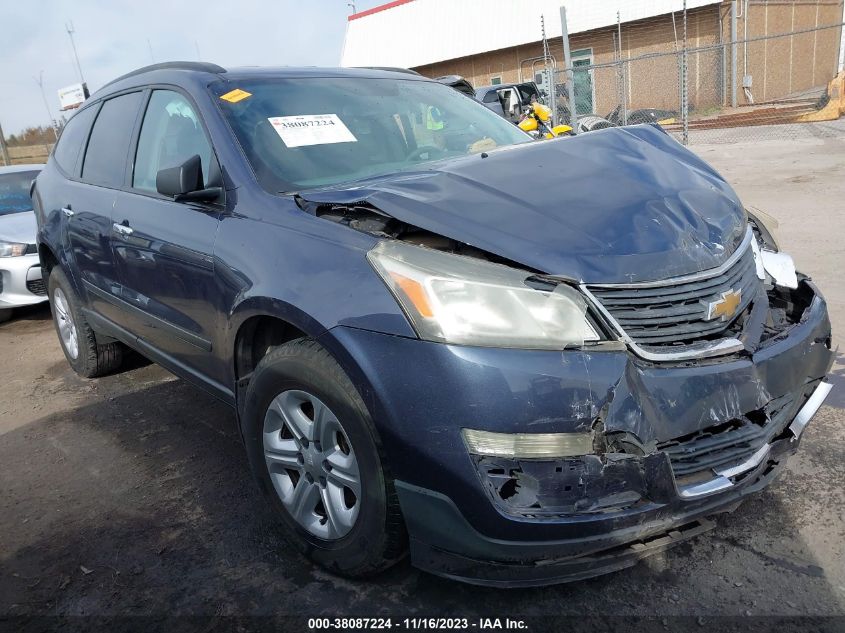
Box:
747, 210, 798, 289
368, 240, 598, 349
747, 207, 780, 251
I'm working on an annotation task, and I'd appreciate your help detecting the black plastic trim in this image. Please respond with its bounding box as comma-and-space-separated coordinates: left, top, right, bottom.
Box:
82, 307, 234, 405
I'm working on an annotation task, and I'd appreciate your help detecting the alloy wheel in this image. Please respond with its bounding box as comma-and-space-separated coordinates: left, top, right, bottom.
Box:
53, 288, 79, 360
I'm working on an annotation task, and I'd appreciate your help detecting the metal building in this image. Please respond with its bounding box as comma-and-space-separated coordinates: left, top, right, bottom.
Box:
342, 0, 845, 115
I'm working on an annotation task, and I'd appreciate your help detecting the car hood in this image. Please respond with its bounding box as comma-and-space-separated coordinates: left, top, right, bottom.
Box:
0, 211, 37, 244
299, 124, 747, 284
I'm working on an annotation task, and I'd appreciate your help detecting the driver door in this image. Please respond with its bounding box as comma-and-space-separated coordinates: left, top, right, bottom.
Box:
111, 89, 225, 385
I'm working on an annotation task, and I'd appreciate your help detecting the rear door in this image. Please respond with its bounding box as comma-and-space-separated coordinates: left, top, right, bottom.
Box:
111, 88, 223, 379
66, 92, 144, 323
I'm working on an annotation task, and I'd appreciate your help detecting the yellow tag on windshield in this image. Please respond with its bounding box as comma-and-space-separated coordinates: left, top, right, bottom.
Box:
220, 89, 252, 103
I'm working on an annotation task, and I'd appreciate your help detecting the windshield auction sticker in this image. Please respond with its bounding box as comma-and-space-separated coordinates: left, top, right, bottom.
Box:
219, 88, 252, 103
268, 114, 357, 148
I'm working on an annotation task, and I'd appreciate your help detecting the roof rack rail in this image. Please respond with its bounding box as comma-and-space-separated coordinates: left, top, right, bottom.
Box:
101, 61, 226, 90
354, 66, 421, 76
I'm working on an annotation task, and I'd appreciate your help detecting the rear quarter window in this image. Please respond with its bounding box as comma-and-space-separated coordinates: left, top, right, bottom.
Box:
81, 92, 144, 188
53, 106, 98, 176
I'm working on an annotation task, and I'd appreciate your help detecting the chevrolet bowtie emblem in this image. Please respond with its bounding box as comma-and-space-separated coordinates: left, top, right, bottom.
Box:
704, 289, 742, 321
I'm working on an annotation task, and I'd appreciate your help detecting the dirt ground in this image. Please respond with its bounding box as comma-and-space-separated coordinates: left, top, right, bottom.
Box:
2, 123, 844, 628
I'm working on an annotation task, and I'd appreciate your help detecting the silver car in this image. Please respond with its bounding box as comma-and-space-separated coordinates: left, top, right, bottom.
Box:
0, 164, 46, 322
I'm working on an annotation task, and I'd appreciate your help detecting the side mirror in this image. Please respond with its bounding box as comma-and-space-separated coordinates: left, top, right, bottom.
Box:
156, 155, 221, 203
156, 154, 203, 197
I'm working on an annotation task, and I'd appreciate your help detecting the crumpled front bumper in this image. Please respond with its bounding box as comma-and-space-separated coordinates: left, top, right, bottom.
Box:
319, 279, 834, 586
0, 253, 47, 310
396, 378, 828, 586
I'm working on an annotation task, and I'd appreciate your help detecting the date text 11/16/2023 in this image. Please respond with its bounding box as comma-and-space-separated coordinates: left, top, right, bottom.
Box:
307, 617, 529, 630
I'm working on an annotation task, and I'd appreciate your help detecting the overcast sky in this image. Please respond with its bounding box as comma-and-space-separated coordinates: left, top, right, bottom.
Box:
0, 0, 385, 136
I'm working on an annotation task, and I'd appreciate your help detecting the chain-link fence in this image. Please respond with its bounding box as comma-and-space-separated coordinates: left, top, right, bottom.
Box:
550, 12, 845, 145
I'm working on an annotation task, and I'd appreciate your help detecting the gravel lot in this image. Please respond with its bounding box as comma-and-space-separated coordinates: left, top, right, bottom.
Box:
1, 123, 844, 627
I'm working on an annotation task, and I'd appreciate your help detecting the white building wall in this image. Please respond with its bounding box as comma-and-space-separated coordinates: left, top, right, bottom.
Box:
839, 0, 845, 71
341, 0, 719, 68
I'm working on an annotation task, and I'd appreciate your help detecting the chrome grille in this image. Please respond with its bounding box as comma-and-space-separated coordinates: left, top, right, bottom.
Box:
586, 238, 760, 348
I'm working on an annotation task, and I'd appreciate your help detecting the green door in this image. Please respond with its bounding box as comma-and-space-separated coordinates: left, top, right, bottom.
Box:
572, 59, 593, 114
572, 53, 594, 115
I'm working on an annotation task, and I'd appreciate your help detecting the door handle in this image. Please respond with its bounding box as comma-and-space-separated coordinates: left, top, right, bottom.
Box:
61, 206, 74, 218
113, 222, 134, 237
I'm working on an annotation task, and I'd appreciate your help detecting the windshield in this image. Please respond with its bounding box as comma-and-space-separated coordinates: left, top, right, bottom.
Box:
0, 171, 39, 216
212, 77, 530, 192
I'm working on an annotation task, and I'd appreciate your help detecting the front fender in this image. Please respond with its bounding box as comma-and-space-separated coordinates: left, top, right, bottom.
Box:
213, 202, 416, 393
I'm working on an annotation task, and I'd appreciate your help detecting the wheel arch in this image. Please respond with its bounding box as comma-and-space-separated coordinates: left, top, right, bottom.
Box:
38, 242, 59, 277
231, 297, 339, 416
228, 298, 390, 451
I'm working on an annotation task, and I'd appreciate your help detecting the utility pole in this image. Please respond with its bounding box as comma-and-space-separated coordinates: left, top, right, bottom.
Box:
618, 11, 627, 125
147, 39, 155, 64
682, 0, 689, 145
66, 21, 85, 84
540, 15, 557, 126
348, 2, 356, 14
34, 71, 58, 147
559, 6, 577, 133
730, 1, 738, 107
0, 121, 11, 167
195, 40, 202, 61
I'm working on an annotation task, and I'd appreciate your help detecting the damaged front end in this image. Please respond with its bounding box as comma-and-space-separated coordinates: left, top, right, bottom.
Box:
469, 377, 829, 521
297, 137, 833, 586
457, 214, 833, 526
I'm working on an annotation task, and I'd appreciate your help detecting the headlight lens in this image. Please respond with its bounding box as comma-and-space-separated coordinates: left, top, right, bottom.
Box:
368, 240, 598, 349
0, 240, 28, 257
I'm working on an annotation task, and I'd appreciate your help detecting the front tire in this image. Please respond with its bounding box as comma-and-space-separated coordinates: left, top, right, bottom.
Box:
48, 268, 123, 378
242, 338, 406, 577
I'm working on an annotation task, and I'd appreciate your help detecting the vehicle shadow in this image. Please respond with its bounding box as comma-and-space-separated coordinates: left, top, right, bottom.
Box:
1, 376, 842, 619
0, 302, 52, 327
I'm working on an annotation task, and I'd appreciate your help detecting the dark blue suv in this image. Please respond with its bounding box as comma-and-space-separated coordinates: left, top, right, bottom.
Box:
33, 62, 833, 586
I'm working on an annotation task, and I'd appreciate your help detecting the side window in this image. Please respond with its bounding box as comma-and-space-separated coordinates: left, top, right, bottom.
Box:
518, 85, 538, 103
133, 90, 212, 192
82, 92, 143, 187
53, 105, 98, 176
482, 90, 499, 104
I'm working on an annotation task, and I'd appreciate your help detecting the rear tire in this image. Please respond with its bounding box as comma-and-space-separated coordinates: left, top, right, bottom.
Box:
48, 268, 124, 378
242, 337, 406, 577
0, 309, 11, 324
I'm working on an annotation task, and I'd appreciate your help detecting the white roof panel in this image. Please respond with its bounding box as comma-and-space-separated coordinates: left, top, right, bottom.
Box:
342, 0, 720, 68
